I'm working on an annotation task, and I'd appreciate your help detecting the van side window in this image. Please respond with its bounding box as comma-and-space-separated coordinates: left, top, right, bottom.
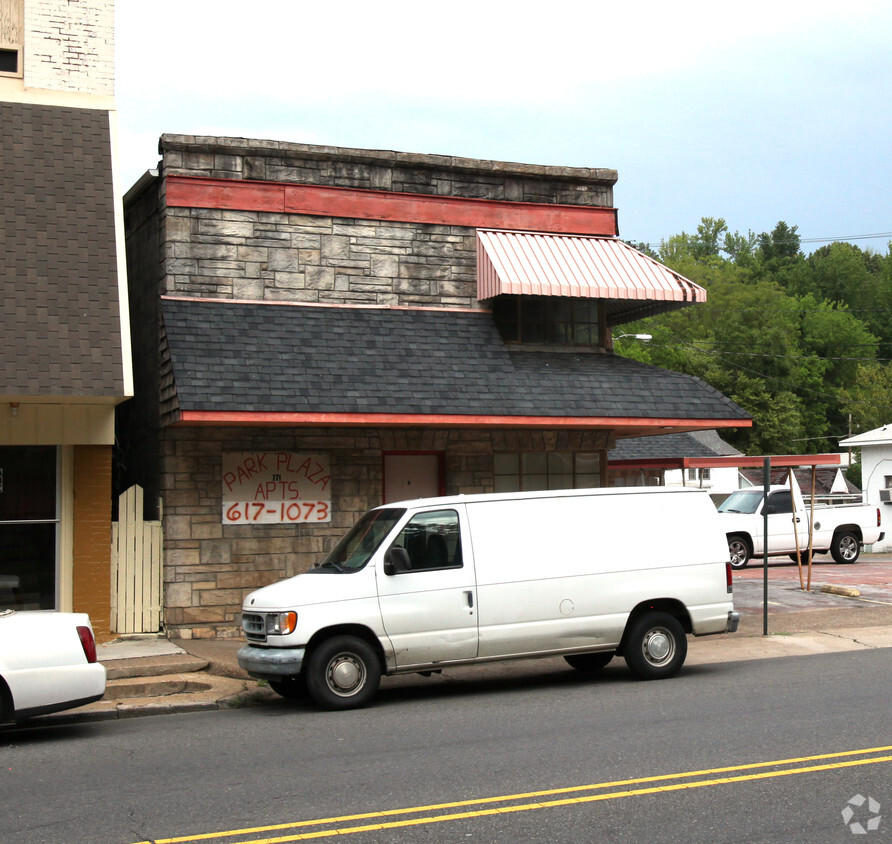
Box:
391, 509, 463, 571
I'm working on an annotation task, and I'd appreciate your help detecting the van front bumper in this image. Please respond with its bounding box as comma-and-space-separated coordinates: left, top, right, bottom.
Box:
237, 644, 305, 680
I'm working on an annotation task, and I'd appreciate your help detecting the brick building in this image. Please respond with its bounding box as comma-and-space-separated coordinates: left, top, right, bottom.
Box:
0, 0, 130, 638
122, 136, 749, 639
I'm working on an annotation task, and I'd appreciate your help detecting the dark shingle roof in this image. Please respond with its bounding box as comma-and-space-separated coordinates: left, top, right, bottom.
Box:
609, 430, 743, 461
739, 467, 859, 496
0, 102, 124, 397
161, 298, 751, 423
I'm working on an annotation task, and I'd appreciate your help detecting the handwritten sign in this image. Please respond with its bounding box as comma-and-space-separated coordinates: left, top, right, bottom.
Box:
222, 453, 331, 524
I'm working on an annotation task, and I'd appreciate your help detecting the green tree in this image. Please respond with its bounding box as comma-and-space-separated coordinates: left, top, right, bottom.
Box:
839, 362, 892, 434
623, 217, 883, 456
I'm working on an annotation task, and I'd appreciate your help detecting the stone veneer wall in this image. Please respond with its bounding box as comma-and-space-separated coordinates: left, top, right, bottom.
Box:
148, 139, 619, 637
157, 136, 617, 308
163, 210, 480, 308
162, 425, 611, 639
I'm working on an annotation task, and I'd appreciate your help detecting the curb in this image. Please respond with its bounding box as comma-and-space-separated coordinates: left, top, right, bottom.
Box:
820, 584, 861, 598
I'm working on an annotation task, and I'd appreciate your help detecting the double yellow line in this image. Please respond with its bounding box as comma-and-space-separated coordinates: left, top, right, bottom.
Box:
134, 744, 892, 844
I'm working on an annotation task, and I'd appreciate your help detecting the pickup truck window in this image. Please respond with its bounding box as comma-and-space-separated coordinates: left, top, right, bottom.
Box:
764, 491, 793, 515
316, 508, 406, 572
717, 490, 762, 514
390, 509, 463, 571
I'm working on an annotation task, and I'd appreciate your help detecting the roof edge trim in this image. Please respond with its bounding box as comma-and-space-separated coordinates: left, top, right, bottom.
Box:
176, 411, 753, 429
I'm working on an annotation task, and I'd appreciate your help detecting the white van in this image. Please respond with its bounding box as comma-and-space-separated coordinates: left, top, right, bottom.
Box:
238, 487, 739, 709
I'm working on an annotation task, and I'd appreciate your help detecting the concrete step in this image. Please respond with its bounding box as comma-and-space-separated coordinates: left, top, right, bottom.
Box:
101, 653, 210, 680
105, 674, 214, 699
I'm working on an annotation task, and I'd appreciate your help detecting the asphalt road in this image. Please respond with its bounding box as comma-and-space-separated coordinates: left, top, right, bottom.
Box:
2, 646, 890, 843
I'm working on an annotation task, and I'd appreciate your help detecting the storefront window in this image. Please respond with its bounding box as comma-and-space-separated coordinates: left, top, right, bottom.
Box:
494, 452, 601, 492
0, 447, 58, 609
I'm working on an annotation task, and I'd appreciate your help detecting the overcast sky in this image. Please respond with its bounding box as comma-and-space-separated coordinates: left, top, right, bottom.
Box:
115, 1, 892, 254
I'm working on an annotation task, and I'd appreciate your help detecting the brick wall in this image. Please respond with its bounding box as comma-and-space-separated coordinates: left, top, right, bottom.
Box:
160, 425, 611, 639
24, 0, 114, 95
72, 444, 112, 641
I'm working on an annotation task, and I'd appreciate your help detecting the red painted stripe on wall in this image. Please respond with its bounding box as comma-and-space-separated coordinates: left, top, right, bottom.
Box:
165, 176, 619, 236
177, 410, 751, 429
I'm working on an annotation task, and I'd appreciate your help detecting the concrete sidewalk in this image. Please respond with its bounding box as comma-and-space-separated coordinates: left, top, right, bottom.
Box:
16, 600, 889, 726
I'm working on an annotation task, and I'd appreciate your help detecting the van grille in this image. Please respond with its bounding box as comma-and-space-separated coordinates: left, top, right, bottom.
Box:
242, 612, 267, 643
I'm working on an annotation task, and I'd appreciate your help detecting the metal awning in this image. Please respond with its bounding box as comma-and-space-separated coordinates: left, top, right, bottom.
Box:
476, 229, 706, 323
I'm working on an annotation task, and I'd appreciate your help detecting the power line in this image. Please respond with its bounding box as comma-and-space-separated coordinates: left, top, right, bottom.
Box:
635, 230, 892, 251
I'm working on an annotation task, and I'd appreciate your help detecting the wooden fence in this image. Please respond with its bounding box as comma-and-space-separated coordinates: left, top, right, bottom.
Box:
111, 485, 163, 634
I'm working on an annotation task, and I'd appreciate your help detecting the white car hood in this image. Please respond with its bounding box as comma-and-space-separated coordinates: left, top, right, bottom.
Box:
243, 568, 376, 611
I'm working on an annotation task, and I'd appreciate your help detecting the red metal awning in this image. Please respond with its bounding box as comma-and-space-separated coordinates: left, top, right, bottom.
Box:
477, 230, 706, 323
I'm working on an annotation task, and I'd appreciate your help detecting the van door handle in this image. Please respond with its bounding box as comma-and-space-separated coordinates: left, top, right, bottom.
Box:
464, 590, 474, 608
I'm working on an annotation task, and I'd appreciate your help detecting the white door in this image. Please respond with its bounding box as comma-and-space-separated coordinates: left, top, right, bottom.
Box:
764, 490, 808, 553
375, 507, 478, 668
383, 454, 440, 503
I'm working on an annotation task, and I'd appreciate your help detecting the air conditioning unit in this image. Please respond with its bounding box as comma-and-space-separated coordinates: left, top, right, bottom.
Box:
880, 489, 892, 503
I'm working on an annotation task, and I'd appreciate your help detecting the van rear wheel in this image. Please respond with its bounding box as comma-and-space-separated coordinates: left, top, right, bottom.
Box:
306, 635, 381, 710
564, 652, 614, 673
623, 612, 687, 680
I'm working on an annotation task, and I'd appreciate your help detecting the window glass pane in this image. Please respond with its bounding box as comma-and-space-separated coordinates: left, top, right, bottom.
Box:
392, 509, 462, 570
548, 473, 572, 490
494, 475, 520, 493
524, 474, 548, 491
0, 446, 56, 520
494, 453, 519, 475
548, 452, 572, 474
0, 523, 56, 609
575, 474, 599, 488
575, 453, 599, 475
522, 453, 547, 474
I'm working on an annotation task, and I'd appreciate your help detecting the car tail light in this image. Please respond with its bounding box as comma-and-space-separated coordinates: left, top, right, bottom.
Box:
77, 625, 98, 664
725, 562, 733, 593
878, 508, 882, 528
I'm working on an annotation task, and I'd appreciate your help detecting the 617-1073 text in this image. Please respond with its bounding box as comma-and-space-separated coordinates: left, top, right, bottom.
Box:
224, 500, 331, 523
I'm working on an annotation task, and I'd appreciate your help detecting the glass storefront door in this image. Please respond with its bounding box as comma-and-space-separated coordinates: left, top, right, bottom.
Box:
0, 447, 58, 609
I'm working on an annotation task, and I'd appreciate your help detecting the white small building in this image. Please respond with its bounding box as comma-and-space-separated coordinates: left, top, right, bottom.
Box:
839, 424, 892, 552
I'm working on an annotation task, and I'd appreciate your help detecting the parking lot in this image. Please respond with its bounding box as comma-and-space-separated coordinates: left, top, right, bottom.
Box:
731, 553, 892, 632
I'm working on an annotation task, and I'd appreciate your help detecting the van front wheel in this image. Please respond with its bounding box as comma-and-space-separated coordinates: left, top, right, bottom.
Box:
623, 612, 687, 680
306, 636, 381, 710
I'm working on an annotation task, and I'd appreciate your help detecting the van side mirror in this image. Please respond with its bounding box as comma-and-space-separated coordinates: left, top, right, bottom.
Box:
383, 546, 411, 576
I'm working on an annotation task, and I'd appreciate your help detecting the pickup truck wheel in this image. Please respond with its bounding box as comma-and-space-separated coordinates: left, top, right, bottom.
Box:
623, 612, 687, 680
305, 636, 381, 710
830, 531, 860, 564
268, 675, 307, 700
564, 651, 614, 673
728, 535, 751, 569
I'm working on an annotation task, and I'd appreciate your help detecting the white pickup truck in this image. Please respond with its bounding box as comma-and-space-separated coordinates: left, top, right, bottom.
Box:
717, 484, 884, 569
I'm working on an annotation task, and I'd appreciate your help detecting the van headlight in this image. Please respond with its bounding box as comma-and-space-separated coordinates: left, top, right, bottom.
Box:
266, 611, 297, 636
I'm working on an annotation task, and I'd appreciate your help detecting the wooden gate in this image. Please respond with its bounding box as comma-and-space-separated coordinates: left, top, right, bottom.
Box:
111, 485, 163, 634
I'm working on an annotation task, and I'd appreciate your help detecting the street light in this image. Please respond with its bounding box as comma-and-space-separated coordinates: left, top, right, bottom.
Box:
614, 333, 652, 342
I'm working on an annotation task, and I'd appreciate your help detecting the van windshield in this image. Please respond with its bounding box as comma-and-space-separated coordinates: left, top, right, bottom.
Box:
315, 508, 406, 572
717, 490, 763, 514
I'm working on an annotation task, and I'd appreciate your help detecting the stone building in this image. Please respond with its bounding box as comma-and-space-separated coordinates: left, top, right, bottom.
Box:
0, 0, 130, 638
122, 136, 750, 639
